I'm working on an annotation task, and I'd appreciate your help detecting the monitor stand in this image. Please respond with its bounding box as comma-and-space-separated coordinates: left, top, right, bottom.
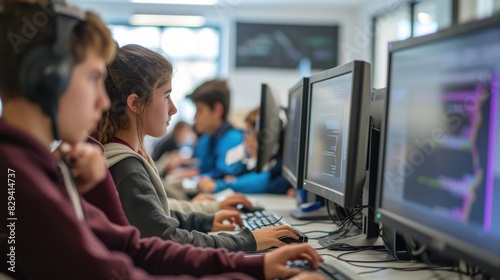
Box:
289, 206, 331, 220
318, 124, 384, 250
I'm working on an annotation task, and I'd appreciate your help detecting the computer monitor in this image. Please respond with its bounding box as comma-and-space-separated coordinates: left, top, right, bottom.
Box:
303, 60, 372, 209
282, 78, 330, 220
282, 77, 309, 189
376, 14, 500, 278
256, 84, 283, 173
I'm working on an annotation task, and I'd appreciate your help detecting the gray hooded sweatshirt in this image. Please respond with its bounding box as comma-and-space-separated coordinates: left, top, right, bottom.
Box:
104, 143, 256, 252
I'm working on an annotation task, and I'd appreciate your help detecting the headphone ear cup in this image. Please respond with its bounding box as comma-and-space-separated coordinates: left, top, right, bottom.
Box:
19, 46, 72, 116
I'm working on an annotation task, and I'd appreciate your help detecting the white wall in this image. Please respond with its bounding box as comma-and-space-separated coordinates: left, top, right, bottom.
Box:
70, 0, 399, 123
222, 5, 364, 115
224, 1, 404, 114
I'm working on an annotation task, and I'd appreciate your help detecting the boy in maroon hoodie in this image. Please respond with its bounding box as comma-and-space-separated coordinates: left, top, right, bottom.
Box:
0, 1, 324, 279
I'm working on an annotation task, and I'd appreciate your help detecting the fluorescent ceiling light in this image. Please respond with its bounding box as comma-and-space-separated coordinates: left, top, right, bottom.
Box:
131, 0, 218, 5
129, 14, 206, 27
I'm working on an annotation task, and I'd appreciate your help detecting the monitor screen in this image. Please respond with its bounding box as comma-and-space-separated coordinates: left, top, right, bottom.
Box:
303, 61, 371, 208
377, 15, 500, 277
256, 84, 283, 173
282, 78, 309, 189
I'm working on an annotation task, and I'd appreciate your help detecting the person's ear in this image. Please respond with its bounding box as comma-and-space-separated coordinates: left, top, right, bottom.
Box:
127, 93, 140, 114
213, 102, 224, 119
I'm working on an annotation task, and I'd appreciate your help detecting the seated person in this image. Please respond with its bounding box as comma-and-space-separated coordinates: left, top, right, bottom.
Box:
152, 120, 198, 176
188, 79, 248, 179
91, 44, 301, 252
0, 1, 323, 278
198, 108, 293, 195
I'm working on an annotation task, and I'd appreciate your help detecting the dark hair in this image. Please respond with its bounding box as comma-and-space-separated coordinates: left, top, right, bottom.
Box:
0, 1, 115, 100
92, 44, 172, 149
187, 78, 231, 120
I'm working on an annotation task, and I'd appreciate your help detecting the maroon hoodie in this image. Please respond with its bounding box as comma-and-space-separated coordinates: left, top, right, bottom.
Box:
82, 137, 130, 226
0, 119, 264, 279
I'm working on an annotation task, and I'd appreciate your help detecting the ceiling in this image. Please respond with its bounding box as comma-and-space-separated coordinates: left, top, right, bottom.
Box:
69, 0, 372, 23
70, 0, 368, 7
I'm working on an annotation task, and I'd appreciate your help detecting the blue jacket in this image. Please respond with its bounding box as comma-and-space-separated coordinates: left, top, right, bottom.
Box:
214, 171, 270, 193
195, 122, 247, 179
213, 159, 292, 194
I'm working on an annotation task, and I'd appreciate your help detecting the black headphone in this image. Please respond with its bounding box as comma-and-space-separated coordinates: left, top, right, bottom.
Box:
17, 0, 85, 139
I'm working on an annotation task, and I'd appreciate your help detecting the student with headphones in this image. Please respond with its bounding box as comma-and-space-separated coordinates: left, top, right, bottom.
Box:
0, 1, 324, 279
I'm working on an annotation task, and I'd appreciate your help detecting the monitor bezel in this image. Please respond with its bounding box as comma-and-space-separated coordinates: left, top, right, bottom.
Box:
376, 14, 500, 278
303, 60, 371, 208
282, 77, 310, 189
256, 84, 282, 173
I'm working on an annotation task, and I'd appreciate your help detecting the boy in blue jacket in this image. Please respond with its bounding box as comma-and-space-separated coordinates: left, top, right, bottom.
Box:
188, 79, 247, 179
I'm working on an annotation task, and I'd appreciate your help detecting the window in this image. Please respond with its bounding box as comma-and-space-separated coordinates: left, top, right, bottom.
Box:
109, 25, 220, 123
108, 25, 221, 151
160, 27, 220, 123
373, 4, 411, 88
459, 0, 500, 22
371, 0, 455, 88
413, 0, 452, 37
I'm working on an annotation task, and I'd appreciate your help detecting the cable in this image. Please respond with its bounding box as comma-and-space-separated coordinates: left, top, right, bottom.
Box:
336, 248, 394, 264
402, 233, 428, 257
290, 221, 335, 227
268, 215, 284, 227
302, 230, 331, 235
335, 208, 362, 229
318, 253, 339, 259
335, 250, 473, 277
354, 204, 380, 225
354, 204, 376, 216
326, 200, 339, 224
314, 247, 329, 251
319, 238, 486, 278
344, 208, 362, 230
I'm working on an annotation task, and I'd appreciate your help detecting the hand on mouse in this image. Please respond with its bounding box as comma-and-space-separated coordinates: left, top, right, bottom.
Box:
263, 243, 324, 280
218, 193, 252, 211
252, 225, 301, 251
211, 210, 244, 231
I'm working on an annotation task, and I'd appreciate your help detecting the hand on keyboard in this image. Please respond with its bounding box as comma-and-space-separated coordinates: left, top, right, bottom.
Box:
241, 210, 309, 246
252, 225, 302, 251
211, 210, 244, 232
263, 243, 324, 279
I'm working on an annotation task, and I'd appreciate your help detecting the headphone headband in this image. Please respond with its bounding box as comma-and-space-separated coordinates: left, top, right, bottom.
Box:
17, 0, 87, 140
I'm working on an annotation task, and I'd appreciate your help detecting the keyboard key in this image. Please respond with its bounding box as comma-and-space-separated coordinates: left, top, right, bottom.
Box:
241, 210, 308, 243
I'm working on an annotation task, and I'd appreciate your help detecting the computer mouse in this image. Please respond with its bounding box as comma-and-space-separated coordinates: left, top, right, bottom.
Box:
236, 204, 265, 213
279, 235, 308, 244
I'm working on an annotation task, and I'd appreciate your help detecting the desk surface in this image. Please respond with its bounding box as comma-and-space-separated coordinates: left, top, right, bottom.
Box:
248, 194, 475, 280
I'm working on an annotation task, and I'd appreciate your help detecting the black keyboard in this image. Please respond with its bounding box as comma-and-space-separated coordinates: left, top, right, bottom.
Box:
286, 260, 352, 280
240, 210, 308, 243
